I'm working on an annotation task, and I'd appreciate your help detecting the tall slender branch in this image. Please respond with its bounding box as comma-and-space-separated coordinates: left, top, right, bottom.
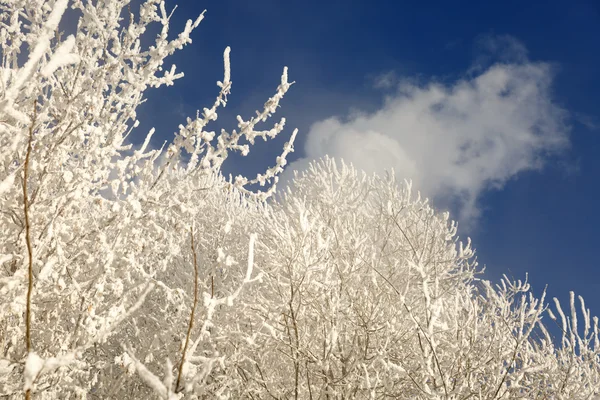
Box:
23, 99, 37, 400
176, 226, 200, 392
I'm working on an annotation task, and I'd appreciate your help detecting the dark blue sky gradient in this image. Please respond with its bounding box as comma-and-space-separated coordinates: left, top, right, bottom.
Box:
134, 0, 600, 324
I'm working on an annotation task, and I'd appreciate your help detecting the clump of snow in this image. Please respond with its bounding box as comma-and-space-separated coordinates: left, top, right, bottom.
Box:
24, 352, 44, 391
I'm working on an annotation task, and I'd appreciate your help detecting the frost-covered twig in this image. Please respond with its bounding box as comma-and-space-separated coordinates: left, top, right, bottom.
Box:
123, 347, 180, 400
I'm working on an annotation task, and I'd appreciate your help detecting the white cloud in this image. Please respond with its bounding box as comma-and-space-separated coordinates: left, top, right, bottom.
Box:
287, 39, 570, 226
372, 71, 399, 89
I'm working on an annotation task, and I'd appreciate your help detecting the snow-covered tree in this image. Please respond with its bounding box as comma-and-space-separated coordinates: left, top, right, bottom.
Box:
0, 0, 295, 397
1, 0, 599, 399
244, 158, 600, 399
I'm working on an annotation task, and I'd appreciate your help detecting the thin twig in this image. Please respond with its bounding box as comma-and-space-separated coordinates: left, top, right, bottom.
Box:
175, 227, 200, 392
24, 100, 37, 400
392, 210, 419, 262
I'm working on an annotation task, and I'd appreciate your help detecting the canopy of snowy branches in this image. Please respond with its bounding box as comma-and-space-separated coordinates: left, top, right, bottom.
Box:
0, 1, 599, 399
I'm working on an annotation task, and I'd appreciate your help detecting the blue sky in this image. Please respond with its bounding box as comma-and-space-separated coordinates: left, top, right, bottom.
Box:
135, 1, 600, 321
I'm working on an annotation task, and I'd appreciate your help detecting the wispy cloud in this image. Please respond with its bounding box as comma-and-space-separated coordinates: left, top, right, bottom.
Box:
287, 36, 571, 227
